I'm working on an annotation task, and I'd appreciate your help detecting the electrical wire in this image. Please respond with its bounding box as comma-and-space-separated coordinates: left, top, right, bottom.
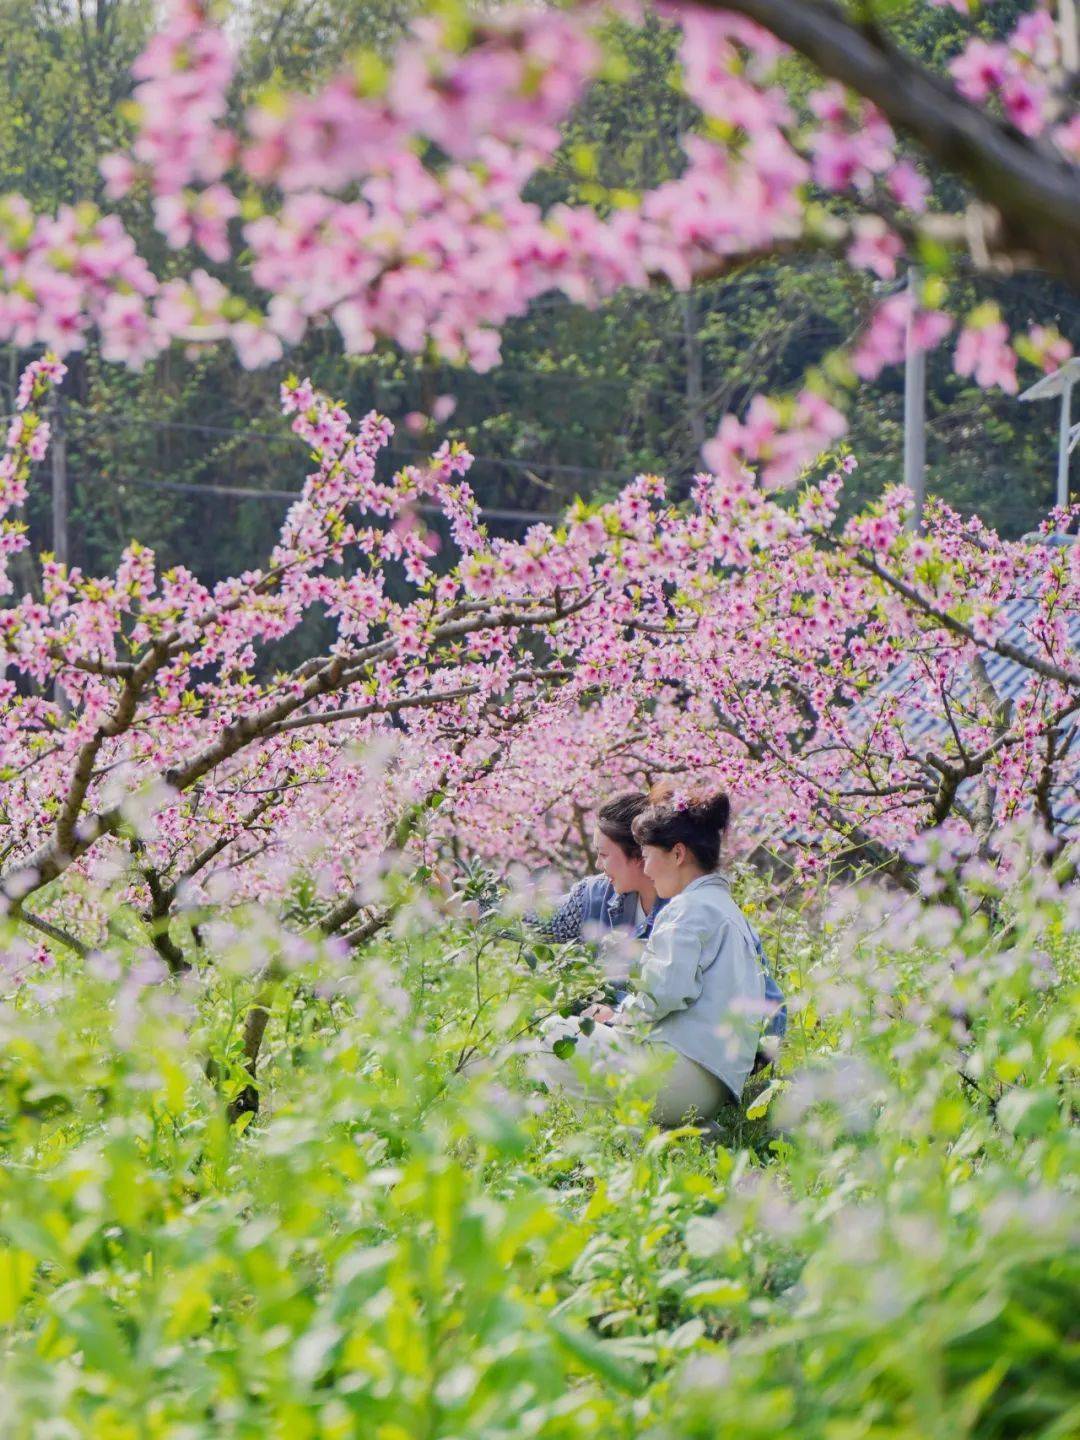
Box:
73, 411, 636, 482
106, 473, 561, 523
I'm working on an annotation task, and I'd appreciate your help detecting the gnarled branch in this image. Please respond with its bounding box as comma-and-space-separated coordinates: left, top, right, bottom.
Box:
694, 0, 1080, 284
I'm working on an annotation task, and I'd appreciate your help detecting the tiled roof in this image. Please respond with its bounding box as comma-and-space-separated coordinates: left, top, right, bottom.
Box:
863, 596, 1080, 835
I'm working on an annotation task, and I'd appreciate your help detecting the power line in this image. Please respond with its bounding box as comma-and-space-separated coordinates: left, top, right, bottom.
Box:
455, 366, 630, 390
93, 473, 562, 524
75, 411, 633, 482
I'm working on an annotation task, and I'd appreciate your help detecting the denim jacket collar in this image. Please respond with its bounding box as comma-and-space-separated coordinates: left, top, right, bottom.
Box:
681, 872, 730, 898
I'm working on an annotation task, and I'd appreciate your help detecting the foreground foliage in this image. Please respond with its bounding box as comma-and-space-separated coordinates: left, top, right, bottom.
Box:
0, 851, 1076, 1437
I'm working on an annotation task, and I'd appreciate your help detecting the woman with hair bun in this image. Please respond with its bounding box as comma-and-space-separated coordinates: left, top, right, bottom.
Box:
537, 785, 773, 1125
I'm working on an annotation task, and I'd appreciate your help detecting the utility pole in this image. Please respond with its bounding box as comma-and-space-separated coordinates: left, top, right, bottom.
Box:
51, 390, 68, 569
903, 266, 927, 533
1055, 372, 1074, 512
50, 389, 69, 711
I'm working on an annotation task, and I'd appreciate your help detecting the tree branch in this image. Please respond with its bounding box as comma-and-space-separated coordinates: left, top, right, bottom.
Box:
157, 794, 280, 911
19, 909, 89, 959
833, 541, 1080, 689
694, 0, 1080, 284
264, 683, 481, 738
226, 963, 282, 1122
2, 594, 593, 907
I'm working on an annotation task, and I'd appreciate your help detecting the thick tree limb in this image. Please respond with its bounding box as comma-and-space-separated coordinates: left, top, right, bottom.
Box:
342, 906, 394, 948
226, 963, 282, 1122
694, 0, 1080, 284
140, 865, 192, 974
53, 641, 168, 860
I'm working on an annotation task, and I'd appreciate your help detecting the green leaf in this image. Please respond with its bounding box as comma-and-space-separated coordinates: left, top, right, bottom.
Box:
996, 1087, 1059, 1138
550, 1319, 647, 1394
668, 1318, 707, 1349
746, 1079, 784, 1120
684, 1279, 748, 1308
49, 1285, 136, 1383
0, 1249, 35, 1326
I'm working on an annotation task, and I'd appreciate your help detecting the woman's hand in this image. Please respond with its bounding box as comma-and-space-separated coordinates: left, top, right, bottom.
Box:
582, 1003, 616, 1024
431, 867, 481, 921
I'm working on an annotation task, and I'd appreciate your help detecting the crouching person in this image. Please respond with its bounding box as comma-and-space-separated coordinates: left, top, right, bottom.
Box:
532, 786, 771, 1126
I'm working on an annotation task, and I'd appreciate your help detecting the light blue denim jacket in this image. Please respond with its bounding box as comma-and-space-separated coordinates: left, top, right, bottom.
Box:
529, 872, 787, 1044
618, 873, 768, 1099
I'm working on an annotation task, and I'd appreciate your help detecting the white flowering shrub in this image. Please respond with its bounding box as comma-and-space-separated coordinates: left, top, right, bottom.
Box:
0, 842, 1075, 1437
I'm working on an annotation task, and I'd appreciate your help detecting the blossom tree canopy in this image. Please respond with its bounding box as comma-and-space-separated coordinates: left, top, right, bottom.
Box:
2, 0, 1079, 481
0, 0, 1078, 967
3, 356, 1077, 969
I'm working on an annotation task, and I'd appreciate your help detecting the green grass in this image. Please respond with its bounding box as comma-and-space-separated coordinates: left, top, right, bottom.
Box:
0, 861, 1076, 1438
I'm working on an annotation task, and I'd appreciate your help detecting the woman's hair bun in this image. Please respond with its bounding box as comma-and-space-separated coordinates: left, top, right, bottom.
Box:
647, 782, 730, 834
685, 789, 730, 832
632, 784, 731, 872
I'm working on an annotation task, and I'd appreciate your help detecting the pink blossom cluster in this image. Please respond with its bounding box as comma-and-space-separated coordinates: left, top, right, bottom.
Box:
0, 0, 1070, 421
954, 307, 1019, 394
0, 355, 67, 597
0, 199, 161, 363
846, 217, 905, 281
101, 0, 237, 266
244, 11, 598, 191
702, 390, 846, 491
675, 6, 791, 131
852, 292, 953, 382
808, 85, 899, 196
949, 12, 1056, 139
1022, 323, 1073, 374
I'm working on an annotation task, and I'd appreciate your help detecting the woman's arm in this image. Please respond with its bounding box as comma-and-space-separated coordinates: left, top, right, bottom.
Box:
618, 910, 709, 1023
522, 878, 590, 943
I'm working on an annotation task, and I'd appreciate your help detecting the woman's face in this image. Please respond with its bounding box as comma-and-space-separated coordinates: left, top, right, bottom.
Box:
640, 842, 688, 899
593, 827, 644, 895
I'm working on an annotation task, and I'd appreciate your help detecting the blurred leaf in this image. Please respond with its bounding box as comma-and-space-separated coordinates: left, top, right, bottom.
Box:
549, 1319, 647, 1393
